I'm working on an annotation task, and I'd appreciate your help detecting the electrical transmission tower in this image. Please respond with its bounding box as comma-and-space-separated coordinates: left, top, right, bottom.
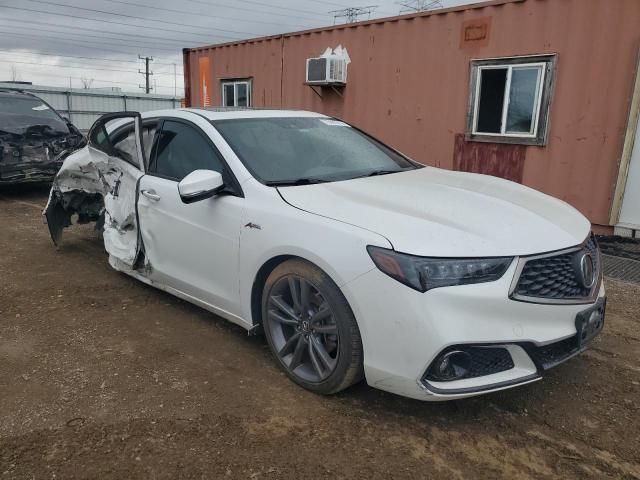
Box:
330, 6, 378, 24
396, 0, 444, 13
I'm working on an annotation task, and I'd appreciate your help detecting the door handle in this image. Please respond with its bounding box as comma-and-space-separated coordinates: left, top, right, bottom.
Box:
141, 189, 161, 201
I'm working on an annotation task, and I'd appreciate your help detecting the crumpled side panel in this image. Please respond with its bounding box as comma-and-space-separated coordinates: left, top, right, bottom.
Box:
44, 146, 142, 267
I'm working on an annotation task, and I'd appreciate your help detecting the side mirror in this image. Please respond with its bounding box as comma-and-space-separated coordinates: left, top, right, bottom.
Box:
178, 169, 224, 204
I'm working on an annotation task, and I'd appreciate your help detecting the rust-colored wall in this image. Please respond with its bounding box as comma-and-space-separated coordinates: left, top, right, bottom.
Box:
184, 0, 640, 227
185, 37, 284, 109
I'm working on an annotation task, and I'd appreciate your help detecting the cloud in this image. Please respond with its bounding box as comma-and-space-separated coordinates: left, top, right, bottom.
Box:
0, 0, 474, 95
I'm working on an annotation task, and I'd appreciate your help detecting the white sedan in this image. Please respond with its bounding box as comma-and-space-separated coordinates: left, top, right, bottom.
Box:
45, 109, 606, 401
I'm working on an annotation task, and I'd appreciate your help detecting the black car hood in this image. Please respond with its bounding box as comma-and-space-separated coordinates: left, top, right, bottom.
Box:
0, 117, 85, 165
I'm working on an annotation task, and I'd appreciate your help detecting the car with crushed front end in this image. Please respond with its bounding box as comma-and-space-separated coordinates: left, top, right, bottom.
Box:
0, 89, 84, 184
44, 109, 605, 401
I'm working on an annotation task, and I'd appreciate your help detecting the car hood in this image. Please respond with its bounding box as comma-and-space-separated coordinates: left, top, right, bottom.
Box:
0, 124, 85, 165
278, 167, 591, 257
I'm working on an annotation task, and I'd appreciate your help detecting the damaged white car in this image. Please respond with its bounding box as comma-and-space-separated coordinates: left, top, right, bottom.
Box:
45, 109, 605, 401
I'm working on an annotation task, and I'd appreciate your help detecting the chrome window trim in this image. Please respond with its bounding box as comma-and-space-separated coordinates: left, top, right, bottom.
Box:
508, 235, 602, 305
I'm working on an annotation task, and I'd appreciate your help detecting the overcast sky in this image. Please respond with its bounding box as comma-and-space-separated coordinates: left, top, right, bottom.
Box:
0, 0, 476, 97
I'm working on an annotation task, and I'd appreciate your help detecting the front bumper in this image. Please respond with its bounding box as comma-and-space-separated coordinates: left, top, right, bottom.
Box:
341, 259, 606, 401
0, 160, 64, 184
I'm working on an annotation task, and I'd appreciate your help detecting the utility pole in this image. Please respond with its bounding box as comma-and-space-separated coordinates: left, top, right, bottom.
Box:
173, 63, 177, 98
330, 6, 378, 24
138, 55, 153, 94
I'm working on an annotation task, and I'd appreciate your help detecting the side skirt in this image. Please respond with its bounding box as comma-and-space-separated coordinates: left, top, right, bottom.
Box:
108, 255, 253, 332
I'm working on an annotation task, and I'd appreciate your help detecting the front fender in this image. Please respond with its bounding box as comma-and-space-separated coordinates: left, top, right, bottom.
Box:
237, 181, 390, 325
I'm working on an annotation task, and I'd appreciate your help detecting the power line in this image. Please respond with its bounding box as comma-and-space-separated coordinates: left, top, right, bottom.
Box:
22, 0, 264, 37
0, 5, 242, 43
0, 49, 139, 65
4, 67, 183, 91
0, 21, 198, 50
0, 16, 223, 49
396, 0, 443, 13
4, 70, 135, 87
0, 58, 179, 76
180, 0, 332, 20
307, 0, 396, 16
97, 0, 309, 29
0, 49, 182, 68
0, 30, 186, 54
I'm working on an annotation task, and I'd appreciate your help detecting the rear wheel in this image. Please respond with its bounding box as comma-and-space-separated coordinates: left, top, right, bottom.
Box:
262, 259, 364, 394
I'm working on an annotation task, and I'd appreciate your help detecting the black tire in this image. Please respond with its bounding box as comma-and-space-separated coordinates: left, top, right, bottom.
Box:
261, 258, 364, 395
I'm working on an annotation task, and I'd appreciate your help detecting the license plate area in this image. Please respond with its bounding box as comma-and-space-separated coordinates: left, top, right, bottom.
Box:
575, 298, 606, 348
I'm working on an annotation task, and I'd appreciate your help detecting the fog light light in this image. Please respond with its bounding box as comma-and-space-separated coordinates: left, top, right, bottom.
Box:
589, 310, 603, 329
424, 346, 515, 383
432, 350, 472, 381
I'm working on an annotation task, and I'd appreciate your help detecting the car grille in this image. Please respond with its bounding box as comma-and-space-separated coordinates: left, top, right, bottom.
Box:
464, 347, 514, 378
511, 235, 601, 304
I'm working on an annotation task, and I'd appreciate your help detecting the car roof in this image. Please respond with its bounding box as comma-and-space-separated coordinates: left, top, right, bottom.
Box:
179, 108, 329, 121
0, 88, 39, 100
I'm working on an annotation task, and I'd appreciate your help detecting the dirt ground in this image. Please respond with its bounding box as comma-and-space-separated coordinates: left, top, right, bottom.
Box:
0, 184, 639, 480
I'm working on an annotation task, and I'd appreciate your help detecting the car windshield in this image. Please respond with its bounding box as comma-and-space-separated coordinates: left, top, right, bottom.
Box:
212, 117, 419, 185
0, 95, 69, 136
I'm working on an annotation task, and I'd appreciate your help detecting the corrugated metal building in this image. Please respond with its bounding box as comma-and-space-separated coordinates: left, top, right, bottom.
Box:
1, 83, 180, 131
183, 0, 640, 234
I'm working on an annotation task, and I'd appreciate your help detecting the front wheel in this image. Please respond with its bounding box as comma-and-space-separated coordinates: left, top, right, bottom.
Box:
262, 259, 364, 394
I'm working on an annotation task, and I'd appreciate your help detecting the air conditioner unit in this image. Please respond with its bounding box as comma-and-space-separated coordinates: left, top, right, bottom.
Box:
306, 57, 348, 85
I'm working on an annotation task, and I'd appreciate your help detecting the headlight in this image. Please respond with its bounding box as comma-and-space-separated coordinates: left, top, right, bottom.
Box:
367, 246, 513, 292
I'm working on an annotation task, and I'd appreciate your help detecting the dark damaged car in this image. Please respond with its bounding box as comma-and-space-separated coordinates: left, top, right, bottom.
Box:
0, 89, 85, 184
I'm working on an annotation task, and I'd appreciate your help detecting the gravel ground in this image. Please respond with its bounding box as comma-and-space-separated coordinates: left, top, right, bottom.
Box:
598, 236, 640, 262
1, 184, 639, 480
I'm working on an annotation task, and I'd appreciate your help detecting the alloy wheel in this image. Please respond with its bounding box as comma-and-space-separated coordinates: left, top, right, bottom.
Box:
266, 275, 339, 382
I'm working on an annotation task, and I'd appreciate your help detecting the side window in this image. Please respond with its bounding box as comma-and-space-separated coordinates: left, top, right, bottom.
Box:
466, 55, 556, 146
151, 120, 224, 181
221, 79, 252, 107
110, 121, 158, 169
88, 115, 151, 170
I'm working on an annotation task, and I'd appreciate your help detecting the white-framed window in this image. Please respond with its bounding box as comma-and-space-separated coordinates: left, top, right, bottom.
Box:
467, 55, 556, 146
221, 79, 252, 107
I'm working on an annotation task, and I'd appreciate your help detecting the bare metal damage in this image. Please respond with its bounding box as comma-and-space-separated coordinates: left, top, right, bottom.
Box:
44, 146, 142, 267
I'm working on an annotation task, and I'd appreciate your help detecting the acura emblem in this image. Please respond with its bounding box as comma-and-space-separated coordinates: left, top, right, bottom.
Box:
576, 252, 596, 289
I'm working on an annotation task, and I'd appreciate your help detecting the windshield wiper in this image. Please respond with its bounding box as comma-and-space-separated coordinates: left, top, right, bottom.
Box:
358, 169, 402, 178
265, 177, 329, 187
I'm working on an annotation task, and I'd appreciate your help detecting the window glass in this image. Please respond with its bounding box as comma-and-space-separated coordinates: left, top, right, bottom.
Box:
111, 122, 157, 168
93, 126, 109, 150
0, 95, 68, 135
506, 67, 540, 134
152, 120, 223, 180
223, 84, 235, 107
221, 80, 251, 107
236, 83, 248, 107
476, 68, 507, 134
468, 56, 556, 146
112, 127, 136, 165
213, 117, 417, 185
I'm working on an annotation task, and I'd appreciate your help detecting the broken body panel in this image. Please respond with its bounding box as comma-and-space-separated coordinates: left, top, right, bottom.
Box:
44, 112, 145, 268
